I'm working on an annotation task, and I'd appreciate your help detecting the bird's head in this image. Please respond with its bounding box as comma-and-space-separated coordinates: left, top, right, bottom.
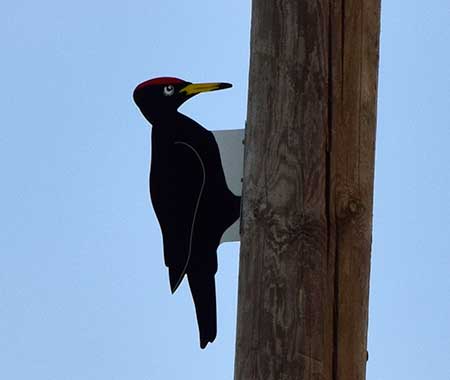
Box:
133, 77, 232, 124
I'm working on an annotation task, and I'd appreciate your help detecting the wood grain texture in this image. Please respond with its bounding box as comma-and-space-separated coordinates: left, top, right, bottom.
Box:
234, 1, 381, 379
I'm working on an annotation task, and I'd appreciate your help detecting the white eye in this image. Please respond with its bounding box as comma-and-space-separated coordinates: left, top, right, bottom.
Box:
163, 85, 175, 96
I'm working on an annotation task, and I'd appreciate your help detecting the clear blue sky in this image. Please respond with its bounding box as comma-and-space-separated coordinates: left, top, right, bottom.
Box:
0, 1, 448, 379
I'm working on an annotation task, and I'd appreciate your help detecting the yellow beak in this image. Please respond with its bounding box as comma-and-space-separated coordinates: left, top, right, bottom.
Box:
179, 82, 232, 96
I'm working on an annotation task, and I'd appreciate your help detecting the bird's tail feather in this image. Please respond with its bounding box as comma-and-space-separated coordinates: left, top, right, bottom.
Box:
187, 272, 217, 349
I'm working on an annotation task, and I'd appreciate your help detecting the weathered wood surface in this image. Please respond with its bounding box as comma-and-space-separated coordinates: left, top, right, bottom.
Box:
234, 1, 381, 380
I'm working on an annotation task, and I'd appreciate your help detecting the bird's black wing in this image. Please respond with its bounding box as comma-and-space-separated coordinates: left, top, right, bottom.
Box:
161, 141, 205, 294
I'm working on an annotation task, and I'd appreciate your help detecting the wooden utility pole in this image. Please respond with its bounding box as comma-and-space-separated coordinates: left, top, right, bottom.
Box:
234, 1, 381, 380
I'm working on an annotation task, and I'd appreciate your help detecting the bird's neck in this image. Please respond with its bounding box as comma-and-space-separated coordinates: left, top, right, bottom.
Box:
151, 111, 197, 130
146, 110, 182, 127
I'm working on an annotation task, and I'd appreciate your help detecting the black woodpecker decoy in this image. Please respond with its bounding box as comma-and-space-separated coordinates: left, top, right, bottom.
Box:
133, 77, 241, 349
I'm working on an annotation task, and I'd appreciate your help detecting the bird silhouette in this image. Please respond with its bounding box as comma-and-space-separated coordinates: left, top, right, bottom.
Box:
133, 77, 241, 348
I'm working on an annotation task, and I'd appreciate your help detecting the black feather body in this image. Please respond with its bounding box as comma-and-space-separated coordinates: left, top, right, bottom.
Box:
149, 111, 240, 348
